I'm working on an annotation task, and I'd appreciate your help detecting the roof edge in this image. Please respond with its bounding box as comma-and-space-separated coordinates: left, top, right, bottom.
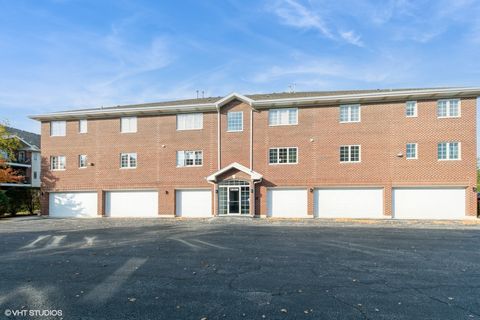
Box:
29, 87, 480, 121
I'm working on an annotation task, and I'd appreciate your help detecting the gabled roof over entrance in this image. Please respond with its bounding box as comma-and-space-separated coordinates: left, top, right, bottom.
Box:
206, 162, 262, 182
214, 92, 254, 110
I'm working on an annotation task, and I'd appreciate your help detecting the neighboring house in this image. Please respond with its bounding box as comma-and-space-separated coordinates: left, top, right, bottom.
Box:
31, 87, 479, 219
0, 126, 41, 188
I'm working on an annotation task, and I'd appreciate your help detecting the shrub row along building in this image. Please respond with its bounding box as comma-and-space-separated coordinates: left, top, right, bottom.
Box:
31, 87, 479, 219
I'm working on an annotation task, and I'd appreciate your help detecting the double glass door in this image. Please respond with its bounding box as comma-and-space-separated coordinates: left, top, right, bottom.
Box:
218, 180, 250, 215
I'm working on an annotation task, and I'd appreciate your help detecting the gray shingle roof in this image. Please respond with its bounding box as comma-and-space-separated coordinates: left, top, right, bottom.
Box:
62, 88, 447, 112
5, 126, 40, 148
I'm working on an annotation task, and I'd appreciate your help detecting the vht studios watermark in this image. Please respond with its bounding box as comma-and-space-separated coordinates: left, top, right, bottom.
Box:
4, 309, 63, 317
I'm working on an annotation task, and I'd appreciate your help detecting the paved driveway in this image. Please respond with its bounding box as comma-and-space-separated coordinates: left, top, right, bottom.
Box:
1, 217, 480, 319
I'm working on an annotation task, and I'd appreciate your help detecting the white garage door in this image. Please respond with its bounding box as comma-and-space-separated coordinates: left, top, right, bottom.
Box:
49, 192, 98, 218
267, 188, 308, 218
315, 188, 384, 218
105, 191, 158, 217
393, 187, 466, 219
176, 189, 212, 217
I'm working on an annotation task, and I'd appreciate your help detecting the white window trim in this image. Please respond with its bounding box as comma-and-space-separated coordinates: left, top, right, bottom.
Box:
120, 153, 137, 169
121, 117, 138, 133
176, 113, 204, 131
268, 108, 298, 126
79, 155, 88, 168
438, 142, 461, 161
50, 121, 66, 137
437, 99, 461, 119
406, 143, 418, 160
339, 145, 361, 163
79, 119, 88, 134
50, 156, 66, 171
227, 111, 244, 132
405, 101, 418, 118
339, 104, 361, 123
177, 150, 203, 167
268, 147, 299, 165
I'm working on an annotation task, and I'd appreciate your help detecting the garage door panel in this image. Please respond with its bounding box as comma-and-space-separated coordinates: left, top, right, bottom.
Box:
315, 188, 384, 218
106, 191, 158, 217
176, 190, 212, 217
267, 189, 308, 218
393, 188, 465, 219
49, 192, 98, 218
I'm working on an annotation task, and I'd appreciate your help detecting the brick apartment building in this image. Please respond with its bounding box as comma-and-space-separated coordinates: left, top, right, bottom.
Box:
31, 87, 479, 219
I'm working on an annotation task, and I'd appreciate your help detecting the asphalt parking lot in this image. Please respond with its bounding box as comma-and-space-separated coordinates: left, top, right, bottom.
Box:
1, 217, 480, 320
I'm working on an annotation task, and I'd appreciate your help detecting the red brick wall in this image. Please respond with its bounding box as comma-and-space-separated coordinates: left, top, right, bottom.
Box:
40, 97, 477, 217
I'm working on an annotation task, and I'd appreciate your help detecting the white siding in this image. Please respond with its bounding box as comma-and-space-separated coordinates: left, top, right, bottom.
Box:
49, 192, 98, 218
175, 190, 212, 217
105, 191, 158, 217
267, 188, 308, 218
393, 187, 466, 219
315, 188, 384, 218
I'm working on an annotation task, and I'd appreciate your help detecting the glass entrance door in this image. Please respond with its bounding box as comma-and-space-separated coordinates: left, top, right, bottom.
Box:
218, 180, 250, 215
228, 187, 240, 214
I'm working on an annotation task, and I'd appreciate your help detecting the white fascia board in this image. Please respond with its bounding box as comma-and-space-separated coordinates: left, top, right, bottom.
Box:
207, 162, 262, 182
252, 87, 480, 108
215, 92, 254, 110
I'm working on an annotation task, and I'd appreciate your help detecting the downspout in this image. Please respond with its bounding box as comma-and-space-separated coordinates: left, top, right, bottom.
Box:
250, 108, 253, 170
217, 107, 221, 170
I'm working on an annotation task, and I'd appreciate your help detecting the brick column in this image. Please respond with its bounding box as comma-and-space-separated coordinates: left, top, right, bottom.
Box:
40, 191, 49, 216
97, 190, 104, 217
383, 185, 393, 218
307, 187, 315, 217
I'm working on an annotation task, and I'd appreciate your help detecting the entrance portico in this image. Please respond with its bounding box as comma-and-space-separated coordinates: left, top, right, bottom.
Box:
206, 162, 262, 216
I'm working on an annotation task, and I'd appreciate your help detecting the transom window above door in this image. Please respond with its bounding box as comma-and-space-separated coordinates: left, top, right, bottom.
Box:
269, 147, 298, 164
339, 105, 360, 123
227, 111, 243, 132
269, 108, 298, 126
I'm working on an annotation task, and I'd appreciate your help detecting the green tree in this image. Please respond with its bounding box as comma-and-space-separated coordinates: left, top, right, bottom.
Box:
0, 122, 22, 183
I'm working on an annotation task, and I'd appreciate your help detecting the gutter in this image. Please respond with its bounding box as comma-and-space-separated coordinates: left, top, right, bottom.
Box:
29, 87, 480, 121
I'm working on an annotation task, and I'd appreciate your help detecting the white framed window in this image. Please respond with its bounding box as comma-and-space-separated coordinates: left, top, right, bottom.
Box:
227, 112, 243, 132
406, 143, 417, 159
339, 105, 361, 123
269, 147, 298, 164
437, 99, 460, 118
79, 119, 88, 133
438, 142, 460, 160
120, 153, 137, 168
33, 172, 37, 179
268, 108, 298, 126
405, 101, 417, 117
79, 154, 87, 168
121, 117, 137, 133
177, 113, 203, 130
33, 153, 38, 161
50, 156, 66, 170
177, 150, 203, 167
50, 121, 66, 137
340, 145, 361, 163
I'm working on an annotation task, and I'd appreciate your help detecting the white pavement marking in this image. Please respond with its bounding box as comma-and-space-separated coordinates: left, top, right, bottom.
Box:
192, 239, 229, 250
82, 258, 147, 304
82, 236, 96, 247
22, 235, 50, 249
45, 235, 67, 249
170, 238, 201, 250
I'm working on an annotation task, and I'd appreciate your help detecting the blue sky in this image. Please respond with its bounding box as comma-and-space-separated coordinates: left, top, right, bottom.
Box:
0, 0, 479, 136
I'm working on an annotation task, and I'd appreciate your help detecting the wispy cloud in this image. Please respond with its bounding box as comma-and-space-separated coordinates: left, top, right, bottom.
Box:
268, 0, 364, 47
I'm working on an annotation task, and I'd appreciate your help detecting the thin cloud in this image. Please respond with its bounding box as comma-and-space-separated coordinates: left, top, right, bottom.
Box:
269, 0, 365, 47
